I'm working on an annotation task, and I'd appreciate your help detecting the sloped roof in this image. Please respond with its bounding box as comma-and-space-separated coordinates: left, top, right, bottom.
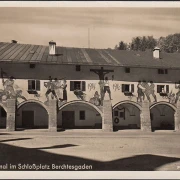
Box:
0, 42, 180, 69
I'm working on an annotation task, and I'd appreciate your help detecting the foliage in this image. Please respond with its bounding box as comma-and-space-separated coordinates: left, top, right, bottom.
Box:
158, 34, 180, 53
115, 33, 180, 53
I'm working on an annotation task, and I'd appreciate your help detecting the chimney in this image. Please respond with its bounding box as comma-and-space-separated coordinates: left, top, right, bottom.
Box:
12, 40, 17, 43
153, 47, 161, 59
49, 41, 56, 55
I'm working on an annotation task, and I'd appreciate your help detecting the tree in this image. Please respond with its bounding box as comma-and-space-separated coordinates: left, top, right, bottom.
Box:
114, 33, 180, 53
132, 37, 141, 51
118, 41, 127, 50
131, 36, 157, 51
114, 45, 118, 50
146, 36, 157, 50
161, 33, 180, 53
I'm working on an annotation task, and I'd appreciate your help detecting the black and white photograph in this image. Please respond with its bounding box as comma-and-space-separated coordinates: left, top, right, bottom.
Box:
0, 1, 180, 179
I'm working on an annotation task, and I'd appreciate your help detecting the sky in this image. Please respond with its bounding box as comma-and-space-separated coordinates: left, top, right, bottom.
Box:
0, 7, 180, 49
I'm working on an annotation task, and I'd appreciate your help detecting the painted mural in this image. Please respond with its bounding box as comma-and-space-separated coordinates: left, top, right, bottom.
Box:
88, 83, 96, 91
175, 82, 180, 103
73, 89, 86, 100
44, 76, 67, 103
0, 69, 27, 104
89, 67, 113, 106
113, 83, 121, 91
1, 65, 180, 108
89, 91, 101, 106
137, 81, 157, 103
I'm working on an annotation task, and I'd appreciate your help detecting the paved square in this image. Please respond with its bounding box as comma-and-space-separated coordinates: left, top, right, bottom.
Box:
0, 130, 180, 171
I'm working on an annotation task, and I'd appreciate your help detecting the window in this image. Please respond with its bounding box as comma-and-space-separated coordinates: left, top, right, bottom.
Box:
76, 65, 81, 71
0, 107, 6, 117
29, 64, 36, 69
70, 81, 86, 91
158, 69, 168, 74
157, 85, 169, 93
80, 111, 85, 120
114, 111, 118, 116
120, 112, 124, 118
122, 84, 134, 92
125, 67, 130, 73
28, 80, 40, 91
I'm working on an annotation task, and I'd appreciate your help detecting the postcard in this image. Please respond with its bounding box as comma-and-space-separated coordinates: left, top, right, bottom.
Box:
0, 1, 180, 179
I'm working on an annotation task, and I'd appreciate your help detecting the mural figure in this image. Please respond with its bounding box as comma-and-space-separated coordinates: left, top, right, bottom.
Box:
89, 91, 101, 106
141, 81, 150, 101
98, 80, 104, 103
90, 67, 114, 104
104, 77, 112, 100
175, 82, 180, 103
149, 81, 157, 102
3, 76, 16, 98
141, 81, 157, 102
74, 84, 86, 101
137, 81, 145, 102
167, 91, 176, 105
54, 78, 64, 101
44, 76, 58, 101
0, 69, 27, 103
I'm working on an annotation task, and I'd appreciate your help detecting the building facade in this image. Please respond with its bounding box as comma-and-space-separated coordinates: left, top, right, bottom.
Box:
0, 41, 180, 132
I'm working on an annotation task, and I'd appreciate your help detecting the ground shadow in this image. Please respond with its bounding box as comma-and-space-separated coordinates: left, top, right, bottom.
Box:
0, 138, 32, 143
0, 138, 180, 171
34, 144, 78, 150
57, 128, 66, 132
0, 133, 10, 135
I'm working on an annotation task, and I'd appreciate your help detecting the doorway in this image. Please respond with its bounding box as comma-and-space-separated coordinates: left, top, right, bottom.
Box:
22, 111, 34, 129
62, 111, 75, 129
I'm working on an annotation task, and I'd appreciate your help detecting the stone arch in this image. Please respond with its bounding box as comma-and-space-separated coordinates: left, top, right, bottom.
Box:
58, 100, 103, 129
17, 99, 49, 114
113, 100, 142, 111
0, 102, 7, 113
112, 100, 142, 131
59, 100, 103, 117
150, 101, 176, 131
150, 101, 176, 111
16, 99, 49, 129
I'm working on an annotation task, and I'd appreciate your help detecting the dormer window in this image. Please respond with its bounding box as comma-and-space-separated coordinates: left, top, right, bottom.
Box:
76, 65, 81, 71
158, 69, 168, 74
125, 67, 130, 73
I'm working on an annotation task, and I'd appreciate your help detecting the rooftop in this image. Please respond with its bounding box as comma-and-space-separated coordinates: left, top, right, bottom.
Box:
0, 42, 180, 69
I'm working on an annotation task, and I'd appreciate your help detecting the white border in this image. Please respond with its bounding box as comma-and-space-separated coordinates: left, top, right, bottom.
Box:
0, 1, 180, 7
0, 1, 180, 179
0, 171, 180, 179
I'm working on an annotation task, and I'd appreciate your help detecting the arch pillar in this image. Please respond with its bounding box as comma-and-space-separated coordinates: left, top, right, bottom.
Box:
6, 99, 16, 131
102, 94, 113, 132
47, 100, 57, 132
140, 101, 152, 132
175, 100, 180, 131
